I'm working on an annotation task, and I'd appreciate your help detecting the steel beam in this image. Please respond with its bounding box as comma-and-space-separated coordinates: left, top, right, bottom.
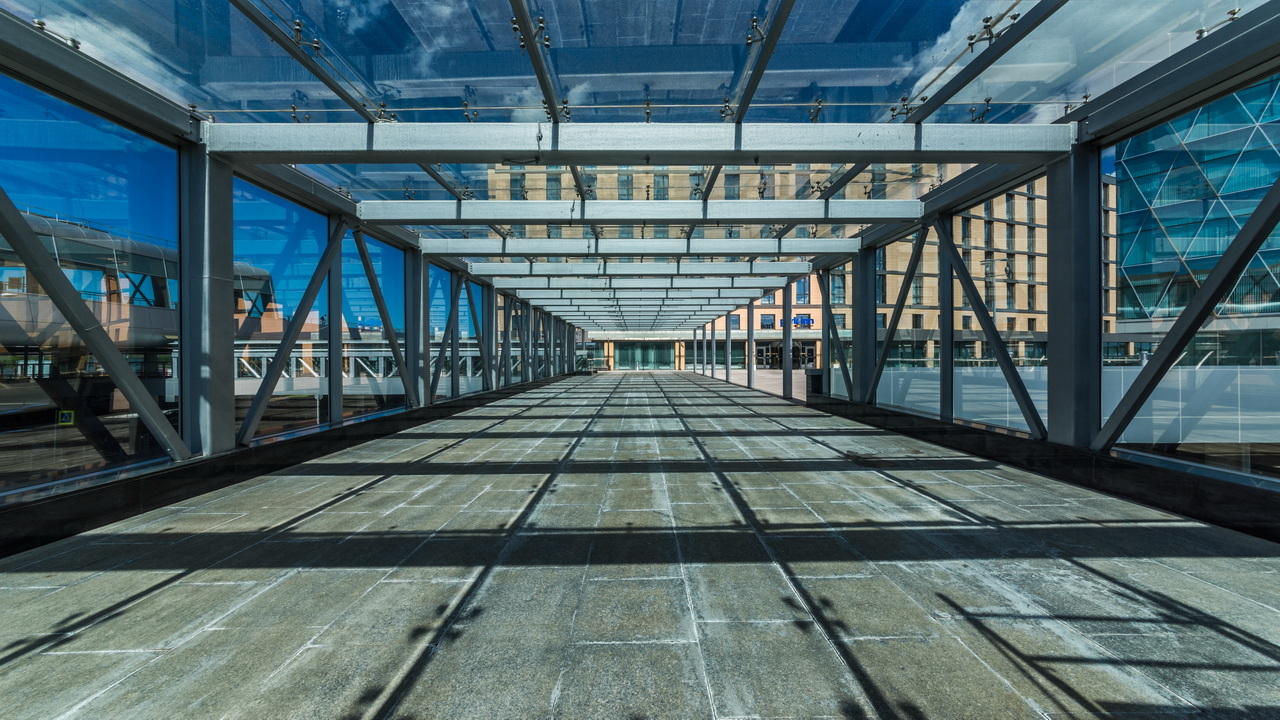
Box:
420, 235, 857, 256
492, 276, 790, 290
361, 198, 921, 226
206, 122, 1075, 165
469, 261, 811, 277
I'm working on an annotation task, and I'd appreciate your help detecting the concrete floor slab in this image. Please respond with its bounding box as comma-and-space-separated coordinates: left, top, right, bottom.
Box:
0, 372, 1277, 718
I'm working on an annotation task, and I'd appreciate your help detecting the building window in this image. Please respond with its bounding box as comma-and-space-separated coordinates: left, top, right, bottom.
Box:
911, 313, 923, 329
654, 174, 669, 200
1006, 317, 1016, 332
910, 276, 923, 305
1028, 288, 1038, 311
1006, 283, 1016, 309
619, 225, 634, 239
1005, 193, 1015, 220
725, 174, 740, 200
547, 174, 562, 200
729, 314, 740, 329
618, 174, 633, 200
833, 314, 847, 328
876, 313, 887, 328
1027, 226, 1037, 254
654, 225, 669, 239
548, 225, 562, 238
961, 217, 972, 244
795, 277, 810, 304
1027, 255, 1037, 280
760, 313, 776, 329
793, 313, 812, 328
831, 274, 846, 305
1028, 317, 1037, 332
760, 292, 775, 305
984, 220, 994, 247
875, 247, 886, 270
962, 315, 972, 330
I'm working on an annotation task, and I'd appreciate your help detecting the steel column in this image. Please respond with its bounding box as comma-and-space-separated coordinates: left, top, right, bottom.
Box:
937, 234, 955, 422
325, 220, 343, 421
725, 312, 733, 384
782, 280, 794, 399
451, 271, 462, 396
1047, 146, 1102, 446
710, 322, 718, 379
179, 145, 234, 456
746, 301, 756, 389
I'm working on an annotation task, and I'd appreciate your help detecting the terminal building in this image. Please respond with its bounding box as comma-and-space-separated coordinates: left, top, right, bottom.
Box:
0, 1, 1278, 718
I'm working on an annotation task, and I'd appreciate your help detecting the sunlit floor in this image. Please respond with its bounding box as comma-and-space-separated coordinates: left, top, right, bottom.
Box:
1, 373, 1278, 719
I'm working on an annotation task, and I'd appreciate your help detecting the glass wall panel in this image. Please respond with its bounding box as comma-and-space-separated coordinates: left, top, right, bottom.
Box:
340, 234, 406, 418
232, 178, 329, 436
950, 183, 1051, 432
459, 281, 485, 394
427, 264, 453, 400
875, 236, 941, 416
1109, 73, 1280, 480
0, 74, 179, 494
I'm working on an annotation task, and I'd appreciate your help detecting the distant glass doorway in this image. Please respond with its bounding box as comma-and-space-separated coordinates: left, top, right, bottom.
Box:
614, 342, 675, 370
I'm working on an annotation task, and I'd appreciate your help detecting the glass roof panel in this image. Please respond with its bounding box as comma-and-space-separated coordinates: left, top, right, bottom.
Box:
748, 0, 1016, 123
0, 0, 356, 122
538, 0, 758, 123
248, 0, 542, 122
941, 0, 1270, 124
297, 164, 455, 201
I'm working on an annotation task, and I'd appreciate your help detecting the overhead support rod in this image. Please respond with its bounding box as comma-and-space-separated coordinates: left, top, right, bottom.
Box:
905, 0, 1070, 124
227, 0, 379, 123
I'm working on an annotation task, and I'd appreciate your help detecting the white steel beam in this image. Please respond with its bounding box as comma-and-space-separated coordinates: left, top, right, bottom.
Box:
205, 122, 1074, 165
421, 235, 856, 256
492, 276, 789, 290
469, 261, 810, 276
362, 199, 919, 225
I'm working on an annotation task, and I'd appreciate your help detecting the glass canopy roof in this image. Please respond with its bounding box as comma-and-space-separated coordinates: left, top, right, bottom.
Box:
0, 0, 1257, 331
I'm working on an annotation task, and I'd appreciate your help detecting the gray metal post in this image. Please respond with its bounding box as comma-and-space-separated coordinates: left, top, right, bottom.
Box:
702, 326, 708, 375
746, 300, 756, 389
848, 250, 877, 403
1047, 146, 1102, 446
938, 233, 955, 421
450, 271, 462, 397
725, 313, 733, 384
710, 322, 718, 379
782, 280, 793, 399
408, 251, 427, 405
484, 282, 498, 390
500, 296, 512, 386
691, 329, 698, 372
520, 302, 532, 383
179, 145, 235, 456
325, 218, 344, 421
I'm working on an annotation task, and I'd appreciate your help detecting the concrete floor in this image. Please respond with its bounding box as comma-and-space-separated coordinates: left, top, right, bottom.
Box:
1, 372, 1278, 719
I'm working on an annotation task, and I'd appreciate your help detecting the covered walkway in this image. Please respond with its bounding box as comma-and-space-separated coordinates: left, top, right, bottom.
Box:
1, 373, 1278, 719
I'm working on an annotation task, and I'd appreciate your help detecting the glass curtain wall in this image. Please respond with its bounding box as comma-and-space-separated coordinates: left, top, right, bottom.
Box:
458, 280, 485, 394
0, 73, 180, 493
615, 342, 676, 370
232, 179, 330, 437
1110, 72, 1280, 479
340, 234, 406, 418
